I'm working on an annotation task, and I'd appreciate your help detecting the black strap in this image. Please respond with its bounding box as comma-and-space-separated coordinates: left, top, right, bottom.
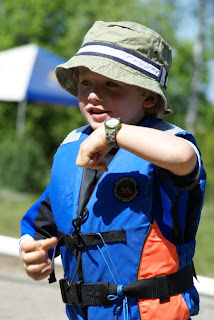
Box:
48, 230, 127, 283
55, 229, 126, 254
59, 263, 194, 307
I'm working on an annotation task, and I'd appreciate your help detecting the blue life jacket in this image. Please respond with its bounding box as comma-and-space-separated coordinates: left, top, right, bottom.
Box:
21, 117, 206, 320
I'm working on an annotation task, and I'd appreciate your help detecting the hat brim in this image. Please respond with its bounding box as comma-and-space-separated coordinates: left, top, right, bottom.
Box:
55, 55, 172, 115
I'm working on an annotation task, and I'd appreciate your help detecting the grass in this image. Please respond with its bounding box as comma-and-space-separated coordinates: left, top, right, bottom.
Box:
0, 188, 213, 277
0, 189, 39, 238
195, 204, 214, 278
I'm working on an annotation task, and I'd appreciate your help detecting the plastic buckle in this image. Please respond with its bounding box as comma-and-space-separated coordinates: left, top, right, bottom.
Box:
64, 234, 79, 248
59, 279, 83, 306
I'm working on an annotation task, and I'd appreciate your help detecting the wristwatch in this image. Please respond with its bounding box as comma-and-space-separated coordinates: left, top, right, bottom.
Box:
104, 118, 122, 148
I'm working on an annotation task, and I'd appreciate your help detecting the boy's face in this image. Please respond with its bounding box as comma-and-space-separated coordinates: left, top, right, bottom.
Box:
78, 67, 146, 130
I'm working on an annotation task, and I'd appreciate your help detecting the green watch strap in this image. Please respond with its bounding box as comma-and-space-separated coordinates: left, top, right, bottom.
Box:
104, 118, 121, 148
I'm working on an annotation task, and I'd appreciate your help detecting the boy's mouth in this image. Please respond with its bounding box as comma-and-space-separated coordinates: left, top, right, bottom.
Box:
91, 109, 105, 114
88, 107, 108, 115
88, 107, 110, 122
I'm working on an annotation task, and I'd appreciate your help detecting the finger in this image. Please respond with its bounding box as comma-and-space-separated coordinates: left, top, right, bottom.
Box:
76, 148, 109, 169
88, 162, 108, 172
38, 237, 58, 251
27, 267, 53, 281
21, 240, 41, 254
25, 258, 51, 274
76, 151, 90, 167
21, 249, 47, 265
76, 155, 108, 171
76, 136, 111, 167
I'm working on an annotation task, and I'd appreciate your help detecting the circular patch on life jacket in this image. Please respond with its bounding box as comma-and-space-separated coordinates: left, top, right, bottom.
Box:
113, 176, 139, 202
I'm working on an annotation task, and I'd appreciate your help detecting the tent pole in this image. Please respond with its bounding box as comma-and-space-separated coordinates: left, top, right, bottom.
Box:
16, 99, 27, 137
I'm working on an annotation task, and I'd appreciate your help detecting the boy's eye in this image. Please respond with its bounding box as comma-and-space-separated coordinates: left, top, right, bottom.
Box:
80, 80, 91, 86
106, 81, 117, 87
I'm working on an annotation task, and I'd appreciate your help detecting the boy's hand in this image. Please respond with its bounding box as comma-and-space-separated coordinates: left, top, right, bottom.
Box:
76, 125, 111, 171
20, 237, 58, 281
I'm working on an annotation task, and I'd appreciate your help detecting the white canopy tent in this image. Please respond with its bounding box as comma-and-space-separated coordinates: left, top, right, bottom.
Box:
0, 44, 78, 135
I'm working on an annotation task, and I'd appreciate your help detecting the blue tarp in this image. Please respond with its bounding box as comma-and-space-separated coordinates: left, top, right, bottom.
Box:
27, 47, 78, 106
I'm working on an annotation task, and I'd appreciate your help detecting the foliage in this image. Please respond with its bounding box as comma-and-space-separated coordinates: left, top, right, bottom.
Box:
0, 136, 48, 192
0, 0, 69, 50
195, 129, 214, 204
0, 0, 214, 193
24, 104, 86, 161
195, 204, 214, 277
0, 102, 18, 141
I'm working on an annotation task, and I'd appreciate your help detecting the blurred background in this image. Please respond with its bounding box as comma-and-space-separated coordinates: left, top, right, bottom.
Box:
0, 0, 213, 280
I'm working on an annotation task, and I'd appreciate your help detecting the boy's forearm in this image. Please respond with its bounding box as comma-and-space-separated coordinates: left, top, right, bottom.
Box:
76, 123, 197, 176
116, 124, 197, 176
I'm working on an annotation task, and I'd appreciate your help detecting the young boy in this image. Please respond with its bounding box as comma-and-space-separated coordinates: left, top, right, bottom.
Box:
20, 21, 206, 320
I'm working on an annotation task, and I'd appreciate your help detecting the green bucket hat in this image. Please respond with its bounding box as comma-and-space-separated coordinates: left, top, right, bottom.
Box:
55, 21, 173, 114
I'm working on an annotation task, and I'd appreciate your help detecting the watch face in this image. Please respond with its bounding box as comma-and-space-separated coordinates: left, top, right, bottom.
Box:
106, 118, 120, 128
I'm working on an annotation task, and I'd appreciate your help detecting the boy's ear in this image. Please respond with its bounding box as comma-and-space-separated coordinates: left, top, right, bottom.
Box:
143, 92, 158, 108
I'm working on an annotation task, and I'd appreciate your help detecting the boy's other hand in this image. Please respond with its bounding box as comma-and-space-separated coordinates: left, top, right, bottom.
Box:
76, 125, 111, 171
20, 237, 58, 281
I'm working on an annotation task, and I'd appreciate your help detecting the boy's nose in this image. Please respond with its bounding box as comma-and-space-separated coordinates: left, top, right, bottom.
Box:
88, 87, 103, 103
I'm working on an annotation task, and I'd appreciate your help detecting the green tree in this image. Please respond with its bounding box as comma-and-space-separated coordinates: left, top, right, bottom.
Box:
0, 0, 179, 151
0, 0, 213, 193
0, 0, 69, 51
